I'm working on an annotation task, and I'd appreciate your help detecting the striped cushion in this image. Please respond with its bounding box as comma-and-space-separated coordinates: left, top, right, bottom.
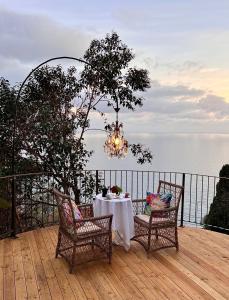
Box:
62, 200, 83, 225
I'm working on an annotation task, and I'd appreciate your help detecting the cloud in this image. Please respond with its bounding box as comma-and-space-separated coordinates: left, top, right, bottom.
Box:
136, 81, 202, 116
0, 7, 91, 64
177, 94, 229, 120
0, 55, 34, 83
132, 82, 229, 123
90, 80, 229, 129
143, 57, 204, 73
199, 95, 229, 118
147, 80, 204, 99
1, 5, 229, 134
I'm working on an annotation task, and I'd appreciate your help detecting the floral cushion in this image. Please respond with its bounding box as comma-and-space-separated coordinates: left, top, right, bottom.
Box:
144, 192, 172, 216
160, 192, 173, 208
62, 200, 83, 226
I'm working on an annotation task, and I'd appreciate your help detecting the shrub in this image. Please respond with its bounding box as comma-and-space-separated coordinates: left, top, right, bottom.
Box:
204, 164, 229, 234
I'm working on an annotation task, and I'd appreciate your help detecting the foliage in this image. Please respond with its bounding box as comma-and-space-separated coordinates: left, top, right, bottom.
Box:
130, 143, 153, 164
204, 164, 229, 233
83, 32, 150, 110
0, 78, 16, 175
0, 77, 41, 176
17, 65, 94, 201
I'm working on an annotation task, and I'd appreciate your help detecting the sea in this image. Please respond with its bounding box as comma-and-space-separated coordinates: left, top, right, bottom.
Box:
86, 133, 229, 176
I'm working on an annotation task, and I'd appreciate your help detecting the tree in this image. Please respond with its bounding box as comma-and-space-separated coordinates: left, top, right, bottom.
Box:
0, 77, 41, 176
18, 65, 94, 199
0, 32, 152, 202
204, 164, 229, 233
0, 78, 16, 175
83, 32, 152, 164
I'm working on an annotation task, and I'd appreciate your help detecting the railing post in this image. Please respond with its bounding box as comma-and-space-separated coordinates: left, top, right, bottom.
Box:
180, 173, 185, 227
95, 170, 99, 195
10, 176, 17, 238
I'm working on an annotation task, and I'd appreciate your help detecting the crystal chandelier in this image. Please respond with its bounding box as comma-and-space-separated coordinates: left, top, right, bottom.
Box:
104, 121, 128, 158
104, 105, 128, 158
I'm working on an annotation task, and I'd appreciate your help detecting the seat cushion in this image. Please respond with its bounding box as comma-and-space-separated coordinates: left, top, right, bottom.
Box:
136, 214, 169, 224
76, 221, 101, 235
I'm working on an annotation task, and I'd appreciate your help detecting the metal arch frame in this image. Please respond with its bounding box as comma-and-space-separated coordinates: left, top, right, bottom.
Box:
10, 56, 94, 237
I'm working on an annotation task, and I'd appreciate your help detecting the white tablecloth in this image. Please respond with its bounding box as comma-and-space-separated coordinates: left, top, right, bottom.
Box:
93, 194, 135, 251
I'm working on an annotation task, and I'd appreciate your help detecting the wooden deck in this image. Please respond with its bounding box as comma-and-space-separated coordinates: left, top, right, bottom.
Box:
0, 226, 229, 300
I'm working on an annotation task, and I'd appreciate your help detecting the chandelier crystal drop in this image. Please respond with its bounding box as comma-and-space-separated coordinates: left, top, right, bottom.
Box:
104, 121, 128, 158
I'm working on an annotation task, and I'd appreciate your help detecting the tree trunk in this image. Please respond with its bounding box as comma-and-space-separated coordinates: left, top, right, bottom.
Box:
73, 187, 80, 204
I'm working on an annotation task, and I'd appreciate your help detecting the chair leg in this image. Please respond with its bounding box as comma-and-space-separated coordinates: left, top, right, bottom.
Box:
69, 244, 76, 274
108, 252, 112, 264
146, 230, 151, 258
55, 230, 61, 258
92, 238, 94, 251
108, 234, 112, 264
175, 227, 179, 251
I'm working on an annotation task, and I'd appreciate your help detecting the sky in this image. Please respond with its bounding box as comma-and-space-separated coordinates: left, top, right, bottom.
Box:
1, 0, 229, 134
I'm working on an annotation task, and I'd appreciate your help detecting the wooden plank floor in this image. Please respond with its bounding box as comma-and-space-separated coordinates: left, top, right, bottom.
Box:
0, 226, 229, 300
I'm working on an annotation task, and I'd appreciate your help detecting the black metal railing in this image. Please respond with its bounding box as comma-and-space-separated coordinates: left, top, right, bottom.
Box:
0, 172, 58, 238
92, 170, 225, 228
0, 170, 228, 238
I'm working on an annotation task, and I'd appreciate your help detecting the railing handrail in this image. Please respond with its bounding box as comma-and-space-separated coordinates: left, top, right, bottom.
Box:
85, 169, 229, 180
1, 170, 229, 181
0, 172, 51, 180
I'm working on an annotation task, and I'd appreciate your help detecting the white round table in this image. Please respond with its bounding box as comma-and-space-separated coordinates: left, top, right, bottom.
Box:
93, 194, 135, 251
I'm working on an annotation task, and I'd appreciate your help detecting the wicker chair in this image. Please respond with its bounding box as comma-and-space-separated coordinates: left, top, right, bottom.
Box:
53, 188, 113, 273
131, 180, 183, 255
